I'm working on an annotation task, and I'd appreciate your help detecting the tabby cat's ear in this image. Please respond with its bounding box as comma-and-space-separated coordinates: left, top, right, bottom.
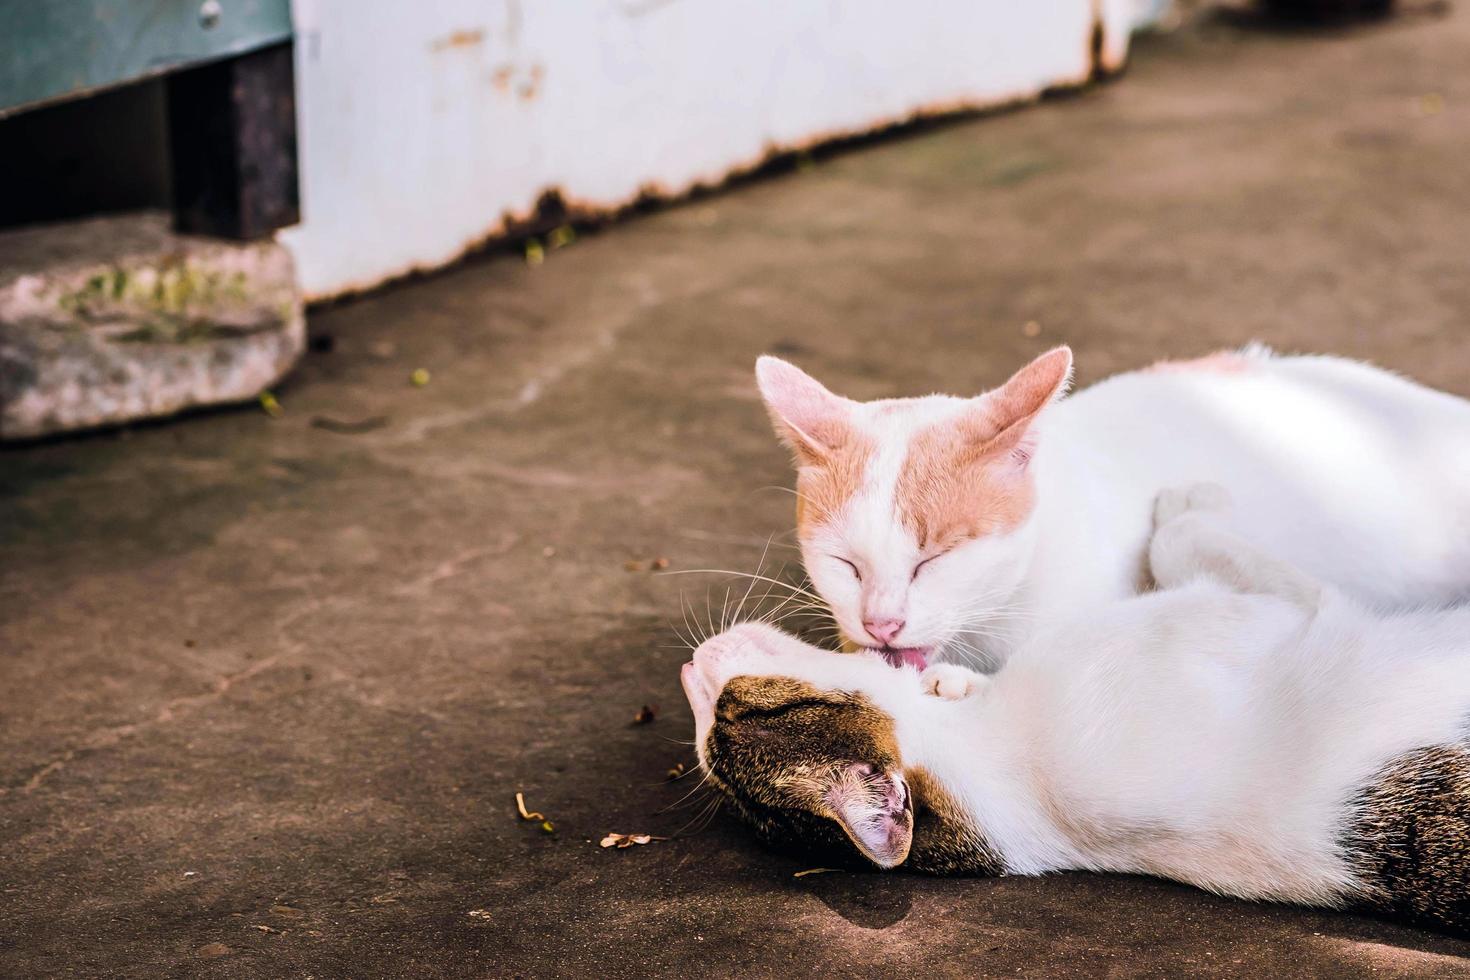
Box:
969, 346, 1073, 463
755, 356, 856, 467
825, 763, 913, 868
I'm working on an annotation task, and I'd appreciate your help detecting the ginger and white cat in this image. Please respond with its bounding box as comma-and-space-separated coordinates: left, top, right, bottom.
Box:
682, 485, 1470, 934
756, 346, 1470, 669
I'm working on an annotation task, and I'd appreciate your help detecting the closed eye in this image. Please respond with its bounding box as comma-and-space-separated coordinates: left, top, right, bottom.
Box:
912, 552, 947, 581
729, 697, 838, 723
833, 556, 861, 582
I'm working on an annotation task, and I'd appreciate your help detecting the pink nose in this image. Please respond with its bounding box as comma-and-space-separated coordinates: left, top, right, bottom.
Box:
863, 618, 905, 645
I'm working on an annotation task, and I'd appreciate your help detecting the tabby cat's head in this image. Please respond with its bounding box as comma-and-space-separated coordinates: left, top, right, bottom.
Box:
682, 623, 1000, 874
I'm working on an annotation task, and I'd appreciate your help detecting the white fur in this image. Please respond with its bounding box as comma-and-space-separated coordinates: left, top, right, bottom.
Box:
687, 491, 1470, 905
768, 350, 1470, 666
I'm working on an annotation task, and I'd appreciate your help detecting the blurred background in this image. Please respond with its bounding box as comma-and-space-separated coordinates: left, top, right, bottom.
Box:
3, 1, 1467, 976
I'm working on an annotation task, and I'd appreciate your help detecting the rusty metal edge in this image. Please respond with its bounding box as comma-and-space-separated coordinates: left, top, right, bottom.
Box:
301, 54, 1122, 309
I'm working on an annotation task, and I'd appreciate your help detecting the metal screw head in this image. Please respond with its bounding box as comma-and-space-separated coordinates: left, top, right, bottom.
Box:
199, 0, 222, 29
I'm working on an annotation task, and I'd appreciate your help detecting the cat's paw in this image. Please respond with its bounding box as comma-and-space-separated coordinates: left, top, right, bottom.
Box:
920, 663, 983, 701
1153, 482, 1232, 529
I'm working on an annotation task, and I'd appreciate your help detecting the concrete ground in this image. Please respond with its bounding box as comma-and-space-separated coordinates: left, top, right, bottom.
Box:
5, 4, 1470, 977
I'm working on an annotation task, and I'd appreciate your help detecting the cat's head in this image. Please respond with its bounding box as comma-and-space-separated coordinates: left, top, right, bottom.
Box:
755, 349, 1072, 666
682, 622, 1000, 874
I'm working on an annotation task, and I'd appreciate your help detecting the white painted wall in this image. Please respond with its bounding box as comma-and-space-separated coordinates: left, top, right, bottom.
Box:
283, 1, 1167, 301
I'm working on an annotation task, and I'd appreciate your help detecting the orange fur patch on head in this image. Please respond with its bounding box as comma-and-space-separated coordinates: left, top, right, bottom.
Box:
892, 347, 1069, 550
1145, 350, 1255, 375
755, 356, 875, 535
894, 418, 1035, 551
794, 428, 875, 534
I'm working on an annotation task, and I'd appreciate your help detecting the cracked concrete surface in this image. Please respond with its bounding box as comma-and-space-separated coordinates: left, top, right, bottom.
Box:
5, 5, 1470, 977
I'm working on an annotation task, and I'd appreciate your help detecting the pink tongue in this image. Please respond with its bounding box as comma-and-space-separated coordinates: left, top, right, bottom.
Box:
883, 648, 928, 671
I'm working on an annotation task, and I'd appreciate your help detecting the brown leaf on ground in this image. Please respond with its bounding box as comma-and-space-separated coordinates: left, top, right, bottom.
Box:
792, 868, 839, 878
515, 792, 546, 821
599, 833, 668, 849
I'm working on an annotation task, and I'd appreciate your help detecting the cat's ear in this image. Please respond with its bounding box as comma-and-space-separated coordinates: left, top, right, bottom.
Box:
825, 763, 913, 868
971, 346, 1073, 463
755, 356, 856, 466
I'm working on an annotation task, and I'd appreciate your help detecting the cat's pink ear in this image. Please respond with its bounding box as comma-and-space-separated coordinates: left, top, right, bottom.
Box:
755, 356, 855, 466
826, 764, 913, 868
973, 346, 1073, 462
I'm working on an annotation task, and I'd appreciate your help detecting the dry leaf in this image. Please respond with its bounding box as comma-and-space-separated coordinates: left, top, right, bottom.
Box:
600, 833, 668, 849
632, 704, 658, 725
515, 792, 545, 821
792, 868, 839, 878
467, 909, 492, 921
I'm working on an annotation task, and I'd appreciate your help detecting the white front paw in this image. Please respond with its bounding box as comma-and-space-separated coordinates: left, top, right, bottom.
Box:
1154, 481, 1233, 528
920, 663, 981, 701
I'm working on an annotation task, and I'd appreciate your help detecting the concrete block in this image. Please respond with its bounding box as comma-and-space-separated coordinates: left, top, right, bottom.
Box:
0, 210, 303, 439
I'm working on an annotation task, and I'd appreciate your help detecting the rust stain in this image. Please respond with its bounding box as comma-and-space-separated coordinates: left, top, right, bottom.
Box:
519, 64, 545, 101
433, 28, 486, 52
490, 63, 544, 100
1085, 0, 1128, 78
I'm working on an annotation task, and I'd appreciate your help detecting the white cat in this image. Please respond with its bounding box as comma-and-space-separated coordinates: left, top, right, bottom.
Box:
682, 485, 1470, 934
755, 346, 1470, 669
